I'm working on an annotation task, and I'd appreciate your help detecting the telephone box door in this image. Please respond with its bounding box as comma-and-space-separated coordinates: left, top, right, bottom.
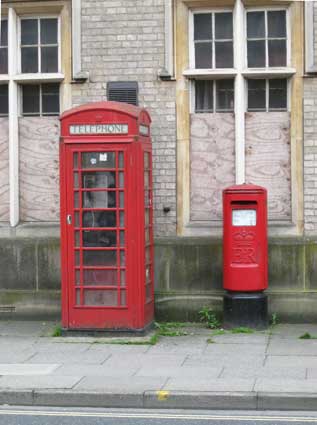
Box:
64, 143, 136, 329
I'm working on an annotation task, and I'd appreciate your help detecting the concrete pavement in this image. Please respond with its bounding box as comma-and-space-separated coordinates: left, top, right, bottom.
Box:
0, 321, 317, 410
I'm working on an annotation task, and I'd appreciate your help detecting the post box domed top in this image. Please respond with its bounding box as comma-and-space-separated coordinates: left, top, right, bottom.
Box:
223, 183, 267, 194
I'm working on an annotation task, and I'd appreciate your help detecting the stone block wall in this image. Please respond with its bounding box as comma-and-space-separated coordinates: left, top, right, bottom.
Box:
72, 0, 177, 237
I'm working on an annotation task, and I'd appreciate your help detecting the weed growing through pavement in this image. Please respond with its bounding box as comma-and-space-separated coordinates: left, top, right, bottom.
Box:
198, 307, 221, 329
299, 332, 317, 340
154, 322, 188, 337
52, 325, 62, 337
270, 313, 279, 327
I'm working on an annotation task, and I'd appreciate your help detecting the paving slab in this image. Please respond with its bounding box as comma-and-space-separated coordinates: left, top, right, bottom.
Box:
103, 354, 187, 368
254, 378, 317, 393
163, 377, 255, 392
53, 364, 141, 377
135, 365, 222, 378
265, 355, 317, 368
0, 375, 82, 390
184, 354, 265, 368
211, 334, 269, 345
220, 365, 306, 379
0, 364, 60, 375
74, 376, 167, 392
25, 351, 111, 364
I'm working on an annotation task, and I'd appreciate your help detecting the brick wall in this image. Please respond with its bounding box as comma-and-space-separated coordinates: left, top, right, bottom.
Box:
72, 0, 177, 236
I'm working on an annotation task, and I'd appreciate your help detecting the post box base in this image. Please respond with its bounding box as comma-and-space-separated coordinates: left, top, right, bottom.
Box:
223, 291, 268, 330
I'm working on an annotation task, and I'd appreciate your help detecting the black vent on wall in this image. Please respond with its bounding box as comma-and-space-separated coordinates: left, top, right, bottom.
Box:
107, 81, 138, 106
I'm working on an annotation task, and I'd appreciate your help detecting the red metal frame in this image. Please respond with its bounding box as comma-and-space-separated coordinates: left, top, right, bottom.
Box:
60, 102, 153, 330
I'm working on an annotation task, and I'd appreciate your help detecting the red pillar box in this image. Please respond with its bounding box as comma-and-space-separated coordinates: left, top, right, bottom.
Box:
59, 102, 154, 333
222, 184, 268, 329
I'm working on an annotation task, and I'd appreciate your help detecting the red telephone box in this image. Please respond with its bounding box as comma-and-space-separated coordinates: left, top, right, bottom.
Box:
59, 101, 154, 332
223, 184, 268, 292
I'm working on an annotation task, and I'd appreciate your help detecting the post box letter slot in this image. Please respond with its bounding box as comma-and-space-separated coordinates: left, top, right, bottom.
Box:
232, 209, 257, 226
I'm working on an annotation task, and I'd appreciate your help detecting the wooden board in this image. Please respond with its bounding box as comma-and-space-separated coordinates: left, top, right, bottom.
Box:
190, 113, 235, 221
19, 117, 60, 222
245, 112, 291, 221
0, 118, 9, 222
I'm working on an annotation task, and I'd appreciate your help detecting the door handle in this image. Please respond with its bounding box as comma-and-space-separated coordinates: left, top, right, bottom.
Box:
67, 214, 72, 225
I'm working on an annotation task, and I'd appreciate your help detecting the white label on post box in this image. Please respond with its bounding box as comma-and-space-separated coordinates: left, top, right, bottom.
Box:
232, 209, 256, 226
99, 153, 108, 161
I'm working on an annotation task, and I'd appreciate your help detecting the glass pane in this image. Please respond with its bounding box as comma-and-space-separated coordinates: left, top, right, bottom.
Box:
268, 11, 286, 38
82, 152, 116, 169
83, 230, 117, 247
83, 250, 117, 266
144, 152, 150, 169
82, 171, 116, 189
21, 47, 38, 73
0, 49, 8, 74
215, 41, 233, 68
75, 251, 80, 266
76, 289, 81, 305
146, 265, 151, 283
215, 13, 233, 40
120, 230, 125, 246
195, 42, 212, 69
145, 247, 151, 263
195, 80, 213, 113
120, 211, 124, 227
42, 83, 60, 115
120, 250, 126, 266
21, 19, 38, 45
83, 211, 116, 228
74, 192, 79, 208
119, 191, 124, 208
146, 285, 152, 302
247, 40, 266, 68
145, 209, 150, 226
1, 20, 8, 46
83, 269, 117, 285
73, 172, 79, 188
75, 231, 80, 247
73, 153, 78, 168
248, 79, 266, 111
145, 228, 150, 243
119, 172, 124, 188
22, 85, 40, 115
83, 190, 116, 208
84, 289, 117, 306
119, 152, 124, 168
247, 12, 265, 39
144, 171, 149, 189
269, 79, 287, 110
268, 40, 286, 67
75, 270, 80, 285
216, 79, 234, 112
75, 212, 80, 227
194, 14, 212, 40
0, 85, 8, 115
41, 46, 58, 72
40, 19, 58, 44
120, 290, 127, 307
120, 270, 126, 286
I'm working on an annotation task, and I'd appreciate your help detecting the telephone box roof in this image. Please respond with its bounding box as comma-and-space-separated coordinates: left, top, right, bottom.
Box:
223, 183, 267, 193
60, 101, 151, 122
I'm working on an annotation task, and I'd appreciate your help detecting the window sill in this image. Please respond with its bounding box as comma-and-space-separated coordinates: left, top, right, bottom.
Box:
0, 75, 9, 83
13, 73, 65, 83
242, 68, 297, 78
183, 68, 237, 79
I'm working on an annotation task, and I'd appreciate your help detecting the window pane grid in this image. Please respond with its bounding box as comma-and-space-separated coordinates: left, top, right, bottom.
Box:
247, 79, 288, 112
22, 83, 60, 116
20, 17, 58, 74
195, 79, 234, 113
246, 10, 287, 68
0, 19, 8, 74
193, 11, 233, 69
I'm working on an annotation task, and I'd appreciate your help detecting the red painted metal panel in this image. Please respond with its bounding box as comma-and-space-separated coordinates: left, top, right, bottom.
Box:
223, 184, 268, 292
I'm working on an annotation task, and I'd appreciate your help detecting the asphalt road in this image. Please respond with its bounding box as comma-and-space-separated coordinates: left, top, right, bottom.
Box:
1, 408, 317, 425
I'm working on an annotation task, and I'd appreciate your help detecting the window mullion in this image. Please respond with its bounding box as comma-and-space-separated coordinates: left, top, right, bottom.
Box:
212, 13, 215, 69
38, 19, 41, 73
265, 11, 268, 68
266, 79, 269, 112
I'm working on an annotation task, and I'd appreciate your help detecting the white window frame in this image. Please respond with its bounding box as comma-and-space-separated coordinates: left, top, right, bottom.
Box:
245, 77, 291, 113
19, 83, 61, 117
190, 78, 235, 114
4, 6, 65, 227
187, 8, 237, 78
244, 7, 291, 70
18, 15, 61, 77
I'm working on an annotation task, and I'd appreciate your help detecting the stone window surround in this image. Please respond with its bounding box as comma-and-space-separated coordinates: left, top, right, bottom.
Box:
175, 0, 304, 237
